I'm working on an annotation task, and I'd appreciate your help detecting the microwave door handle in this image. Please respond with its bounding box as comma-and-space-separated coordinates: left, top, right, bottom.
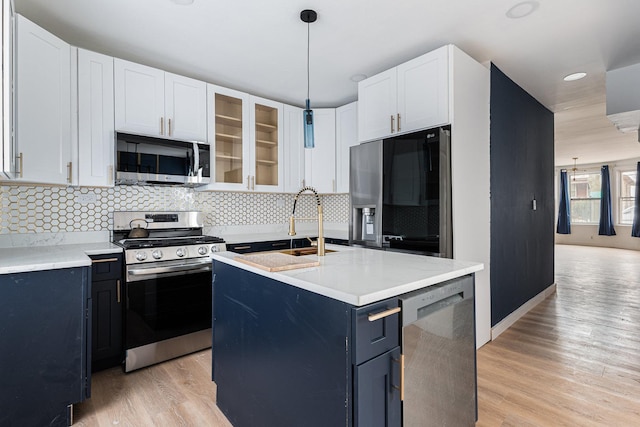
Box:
192, 142, 200, 177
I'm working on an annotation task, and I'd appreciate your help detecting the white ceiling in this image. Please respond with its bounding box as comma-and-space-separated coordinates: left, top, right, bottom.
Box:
14, 0, 640, 167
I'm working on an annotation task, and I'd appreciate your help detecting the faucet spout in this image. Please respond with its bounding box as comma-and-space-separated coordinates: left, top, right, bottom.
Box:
288, 186, 325, 256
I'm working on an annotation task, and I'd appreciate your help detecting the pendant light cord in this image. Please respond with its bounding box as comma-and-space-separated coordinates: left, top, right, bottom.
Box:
306, 20, 310, 104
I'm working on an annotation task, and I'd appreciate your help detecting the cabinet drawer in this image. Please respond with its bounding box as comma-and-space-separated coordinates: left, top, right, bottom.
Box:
90, 254, 123, 281
352, 298, 400, 365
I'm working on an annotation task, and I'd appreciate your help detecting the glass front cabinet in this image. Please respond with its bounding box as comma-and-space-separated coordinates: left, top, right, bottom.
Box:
206, 85, 283, 192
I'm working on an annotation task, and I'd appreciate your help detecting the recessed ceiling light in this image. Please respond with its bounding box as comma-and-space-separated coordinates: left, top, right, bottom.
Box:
171, 0, 194, 5
350, 74, 367, 82
563, 72, 587, 82
506, 1, 539, 19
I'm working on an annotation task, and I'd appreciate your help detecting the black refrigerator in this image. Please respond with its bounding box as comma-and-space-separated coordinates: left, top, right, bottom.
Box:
349, 126, 452, 258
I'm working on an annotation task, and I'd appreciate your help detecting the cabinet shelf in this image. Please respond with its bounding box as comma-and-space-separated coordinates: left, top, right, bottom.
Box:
216, 154, 242, 161
216, 114, 242, 128
256, 122, 277, 132
256, 159, 277, 165
256, 139, 278, 147
216, 132, 242, 141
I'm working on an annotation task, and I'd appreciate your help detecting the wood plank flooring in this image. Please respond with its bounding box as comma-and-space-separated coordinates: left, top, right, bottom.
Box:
477, 244, 640, 426
75, 244, 640, 426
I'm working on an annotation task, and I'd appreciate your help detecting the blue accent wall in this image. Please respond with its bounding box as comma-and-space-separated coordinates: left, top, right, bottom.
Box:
490, 64, 555, 326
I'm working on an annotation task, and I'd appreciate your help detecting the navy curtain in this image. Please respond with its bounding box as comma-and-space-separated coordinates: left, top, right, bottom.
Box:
556, 169, 571, 234
598, 165, 616, 236
632, 162, 640, 237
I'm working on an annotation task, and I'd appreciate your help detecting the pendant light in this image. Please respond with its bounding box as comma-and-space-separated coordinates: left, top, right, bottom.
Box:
301, 9, 317, 149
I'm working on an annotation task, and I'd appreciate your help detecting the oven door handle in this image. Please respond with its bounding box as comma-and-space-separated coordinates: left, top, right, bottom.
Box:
128, 261, 212, 277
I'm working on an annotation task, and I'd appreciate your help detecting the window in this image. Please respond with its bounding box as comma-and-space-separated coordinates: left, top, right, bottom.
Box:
619, 169, 637, 225
570, 172, 601, 223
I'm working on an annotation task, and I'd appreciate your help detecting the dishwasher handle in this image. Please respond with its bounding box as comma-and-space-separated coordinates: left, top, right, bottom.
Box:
400, 276, 473, 326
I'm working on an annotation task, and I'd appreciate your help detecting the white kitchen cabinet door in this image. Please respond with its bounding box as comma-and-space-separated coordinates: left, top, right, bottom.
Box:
283, 104, 305, 193
397, 46, 449, 133
114, 58, 164, 136
357, 68, 396, 142
335, 102, 358, 193
15, 14, 72, 185
205, 84, 251, 191
251, 96, 284, 192
77, 49, 114, 187
304, 108, 336, 194
164, 72, 207, 141
1, 0, 14, 179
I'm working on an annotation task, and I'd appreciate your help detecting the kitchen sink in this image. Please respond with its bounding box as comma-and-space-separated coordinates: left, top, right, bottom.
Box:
278, 247, 337, 256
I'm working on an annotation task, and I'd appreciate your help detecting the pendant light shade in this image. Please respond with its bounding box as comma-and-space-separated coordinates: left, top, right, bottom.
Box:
301, 9, 317, 149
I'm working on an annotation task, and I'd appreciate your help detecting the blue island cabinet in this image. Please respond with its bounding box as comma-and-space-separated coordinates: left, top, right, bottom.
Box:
212, 260, 402, 427
0, 267, 91, 427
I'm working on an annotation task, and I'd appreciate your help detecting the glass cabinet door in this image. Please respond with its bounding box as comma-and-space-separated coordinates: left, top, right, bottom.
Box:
254, 102, 279, 187
214, 93, 245, 184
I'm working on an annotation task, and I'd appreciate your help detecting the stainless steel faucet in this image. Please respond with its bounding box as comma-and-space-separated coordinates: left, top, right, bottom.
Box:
288, 186, 325, 256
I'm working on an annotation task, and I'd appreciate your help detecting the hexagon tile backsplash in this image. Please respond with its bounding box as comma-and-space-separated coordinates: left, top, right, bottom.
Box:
0, 185, 349, 234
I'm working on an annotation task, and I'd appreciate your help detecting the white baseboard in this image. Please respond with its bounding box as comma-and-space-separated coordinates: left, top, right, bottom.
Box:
490, 283, 557, 340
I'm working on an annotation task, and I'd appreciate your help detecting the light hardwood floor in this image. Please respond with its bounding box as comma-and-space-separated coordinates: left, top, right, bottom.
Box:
75, 244, 640, 426
477, 244, 640, 426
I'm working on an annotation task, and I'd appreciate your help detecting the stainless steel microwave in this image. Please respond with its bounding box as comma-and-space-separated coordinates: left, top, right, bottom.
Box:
115, 132, 211, 186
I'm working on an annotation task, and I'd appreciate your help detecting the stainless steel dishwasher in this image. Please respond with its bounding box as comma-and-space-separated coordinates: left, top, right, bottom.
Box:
400, 275, 476, 427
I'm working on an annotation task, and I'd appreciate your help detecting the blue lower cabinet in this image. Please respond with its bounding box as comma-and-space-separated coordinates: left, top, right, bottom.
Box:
0, 267, 91, 427
212, 261, 401, 427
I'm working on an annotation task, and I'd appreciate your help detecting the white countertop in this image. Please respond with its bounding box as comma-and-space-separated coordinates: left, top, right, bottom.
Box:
0, 242, 122, 275
212, 245, 483, 306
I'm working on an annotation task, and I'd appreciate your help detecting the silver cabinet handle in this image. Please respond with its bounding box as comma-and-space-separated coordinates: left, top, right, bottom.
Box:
168, 118, 172, 136
67, 162, 73, 184
368, 306, 401, 322
16, 153, 23, 178
116, 279, 121, 303
390, 115, 395, 133
247, 175, 251, 190
160, 117, 164, 135
251, 175, 255, 190
332, 179, 336, 193
397, 113, 401, 132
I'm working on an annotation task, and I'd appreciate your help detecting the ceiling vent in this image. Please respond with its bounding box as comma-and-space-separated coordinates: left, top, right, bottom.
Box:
606, 62, 640, 142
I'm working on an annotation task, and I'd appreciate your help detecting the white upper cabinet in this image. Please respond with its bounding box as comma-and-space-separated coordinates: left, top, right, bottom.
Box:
14, 14, 72, 185
283, 104, 305, 193
251, 96, 284, 192
206, 84, 250, 191
205, 87, 283, 192
164, 72, 207, 141
358, 46, 449, 142
335, 101, 358, 193
304, 108, 336, 194
77, 48, 115, 187
114, 59, 164, 137
114, 59, 207, 141
357, 68, 396, 142
1, 0, 14, 179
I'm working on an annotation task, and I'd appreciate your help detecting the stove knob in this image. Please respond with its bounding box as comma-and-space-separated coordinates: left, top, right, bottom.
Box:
210, 245, 219, 253
198, 246, 209, 255
135, 251, 147, 261
152, 250, 163, 260
176, 247, 186, 257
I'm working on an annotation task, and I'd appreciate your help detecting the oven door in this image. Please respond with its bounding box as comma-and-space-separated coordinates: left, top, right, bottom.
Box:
125, 258, 212, 352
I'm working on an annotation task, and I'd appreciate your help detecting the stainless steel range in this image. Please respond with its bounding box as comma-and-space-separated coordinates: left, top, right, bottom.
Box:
113, 211, 225, 372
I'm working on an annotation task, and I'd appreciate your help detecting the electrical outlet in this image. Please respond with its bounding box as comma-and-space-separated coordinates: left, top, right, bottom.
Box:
76, 193, 97, 205
276, 199, 285, 208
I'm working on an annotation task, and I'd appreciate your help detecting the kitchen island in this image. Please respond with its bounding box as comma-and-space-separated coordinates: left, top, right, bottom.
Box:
211, 245, 483, 427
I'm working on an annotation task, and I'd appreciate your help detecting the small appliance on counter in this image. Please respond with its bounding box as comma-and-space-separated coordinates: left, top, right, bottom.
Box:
113, 211, 225, 372
349, 126, 452, 258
